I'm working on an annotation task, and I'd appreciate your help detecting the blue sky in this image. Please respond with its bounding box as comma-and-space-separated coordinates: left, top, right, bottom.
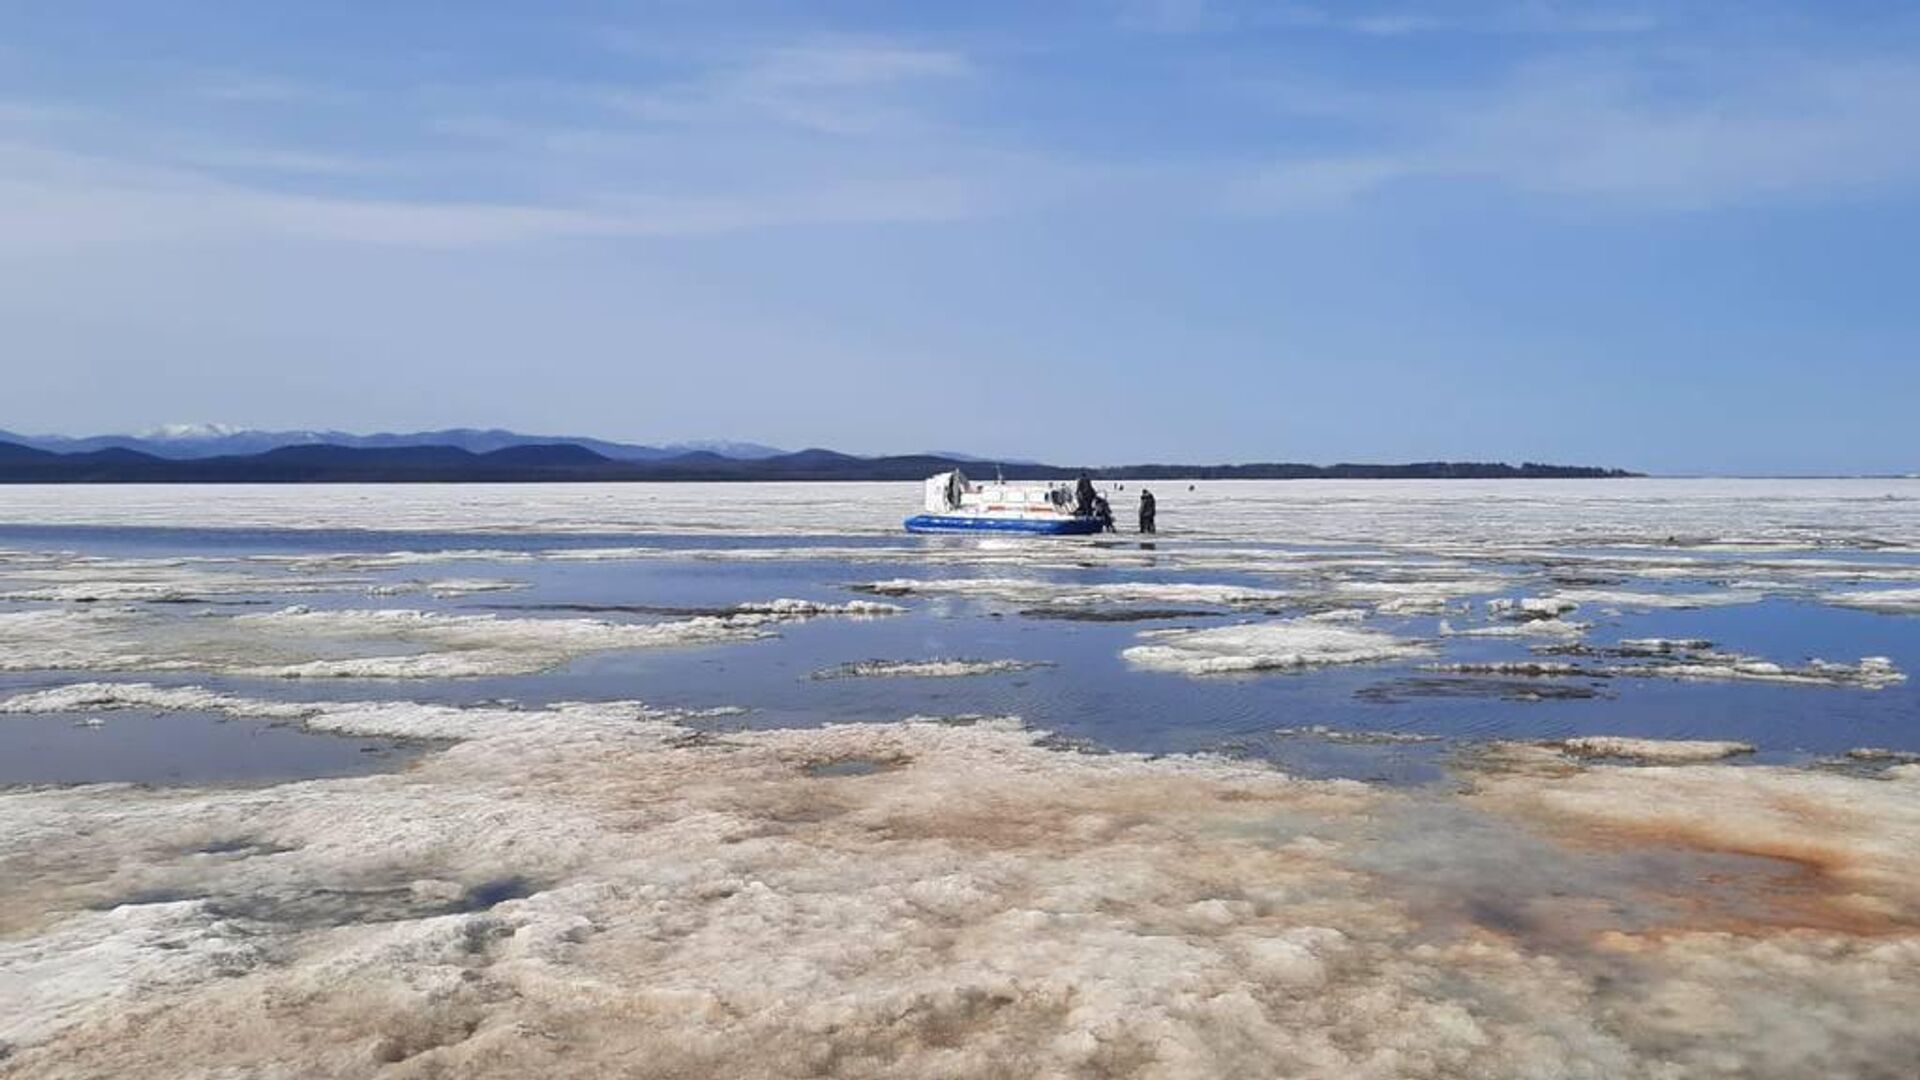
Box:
2, 1, 1916, 474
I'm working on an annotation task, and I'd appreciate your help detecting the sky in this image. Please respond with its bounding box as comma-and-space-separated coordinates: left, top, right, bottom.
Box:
2, 1, 1917, 475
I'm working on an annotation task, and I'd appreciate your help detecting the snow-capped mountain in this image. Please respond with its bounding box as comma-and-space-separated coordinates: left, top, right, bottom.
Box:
660, 440, 787, 460
139, 422, 251, 441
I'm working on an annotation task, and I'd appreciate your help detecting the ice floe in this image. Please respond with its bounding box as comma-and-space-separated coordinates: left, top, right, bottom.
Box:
1516, 639, 1908, 690
1847, 747, 1920, 763
1611, 638, 1717, 655
0, 564, 364, 603
0, 600, 896, 680
1423, 661, 1590, 677
1606, 651, 1906, 690
857, 572, 1511, 617
0, 553, 532, 604
1821, 587, 1920, 614
731, 598, 902, 617
229, 604, 883, 679
0, 682, 313, 720
1487, 596, 1578, 620
810, 659, 1053, 680
1438, 616, 1590, 640
1547, 587, 1768, 610
1550, 736, 1757, 763
855, 576, 1296, 607
1123, 619, 1430, 675
0, 681, 685, 744
1271, 725, 1443, 744
364, 578, 528, 598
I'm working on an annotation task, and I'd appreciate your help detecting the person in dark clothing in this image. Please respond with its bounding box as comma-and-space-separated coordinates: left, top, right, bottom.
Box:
1093, 494, 1115, 532
1074, 474, 1096, 516
1138, 489, 1156, 534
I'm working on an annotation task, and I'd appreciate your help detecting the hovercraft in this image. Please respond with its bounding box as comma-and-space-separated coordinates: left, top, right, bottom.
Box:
904, 470, 1105, 535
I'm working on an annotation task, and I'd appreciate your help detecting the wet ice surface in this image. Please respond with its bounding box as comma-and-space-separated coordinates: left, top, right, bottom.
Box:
0, 709, 423, 787
3, 480, 1920, 1076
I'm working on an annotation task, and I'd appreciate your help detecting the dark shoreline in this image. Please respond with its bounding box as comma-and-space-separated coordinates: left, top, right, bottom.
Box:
0, 441, 1638, 484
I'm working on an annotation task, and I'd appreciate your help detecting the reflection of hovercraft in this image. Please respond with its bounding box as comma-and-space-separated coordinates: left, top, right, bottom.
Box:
903, 470, 1104, 535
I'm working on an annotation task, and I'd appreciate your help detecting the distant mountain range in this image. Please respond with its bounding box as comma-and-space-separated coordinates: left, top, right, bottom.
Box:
0, 425, 788, 462
0, 430, 1639, 483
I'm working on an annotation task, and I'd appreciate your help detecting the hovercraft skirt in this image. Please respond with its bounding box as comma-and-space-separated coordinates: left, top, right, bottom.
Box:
904, 515, 1102, 536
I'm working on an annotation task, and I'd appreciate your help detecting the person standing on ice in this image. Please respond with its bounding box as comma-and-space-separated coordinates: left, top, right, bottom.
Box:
1093, 494, 1116, 532
1138, 489, 1156, 534
1074, 473, 1097, 516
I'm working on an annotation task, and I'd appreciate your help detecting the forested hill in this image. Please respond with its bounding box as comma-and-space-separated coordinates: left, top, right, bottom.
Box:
0, 441, 1639, 483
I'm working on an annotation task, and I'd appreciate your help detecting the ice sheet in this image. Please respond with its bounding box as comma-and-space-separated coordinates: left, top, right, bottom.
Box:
1821, 587, 1920, 614
1123, 620, 1431, 675
1547, 587, 1769, 610
0, 600, 895, 680
4, 479, 1917, 550
5, 689, 1920, 1077
3, 479, 1920, 1074
0, 553, 527, 603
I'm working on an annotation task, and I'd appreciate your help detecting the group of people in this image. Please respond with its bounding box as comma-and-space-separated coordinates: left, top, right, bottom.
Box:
1074, 474, 1156, 534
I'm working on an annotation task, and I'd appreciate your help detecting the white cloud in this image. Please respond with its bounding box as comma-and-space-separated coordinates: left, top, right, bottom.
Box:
1344, 13, 1451, 37
0, 33, 1010, 252
0, 140, 996, 249
1233, 53, 1920, 210
597, 38, 971, 138
742, 40, 971, 89
4, 18, 1917, 257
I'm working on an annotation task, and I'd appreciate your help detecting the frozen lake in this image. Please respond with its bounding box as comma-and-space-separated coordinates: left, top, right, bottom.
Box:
3, 479, 1915, 782
4, 480, 1919, 1077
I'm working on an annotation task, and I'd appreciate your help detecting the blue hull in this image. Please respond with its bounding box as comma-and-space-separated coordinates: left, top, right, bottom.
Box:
904, 514, 1103, 536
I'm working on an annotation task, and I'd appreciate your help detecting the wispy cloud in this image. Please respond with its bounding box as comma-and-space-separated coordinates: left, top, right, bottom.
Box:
0, 32, 1016, 250
1342, 13, 1451, 37
174, 146, 392, 178
594, 37, 971, 137
1232, 52, 1920, 210
189, 72, 354, 106
3, 11, 1914, 259
0, 137, 1003, 251
1115, 1, 1659, 36
1114, 0, 1231, 34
